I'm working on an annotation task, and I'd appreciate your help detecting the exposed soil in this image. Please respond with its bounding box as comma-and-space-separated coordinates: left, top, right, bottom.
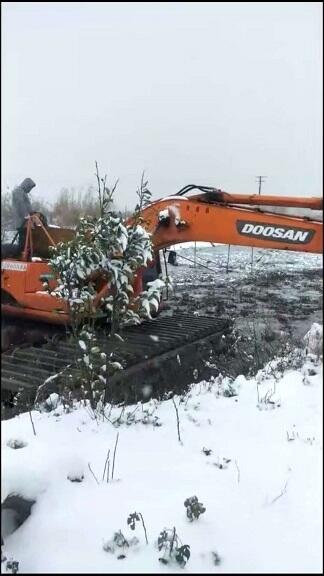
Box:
161, 245, 323, 376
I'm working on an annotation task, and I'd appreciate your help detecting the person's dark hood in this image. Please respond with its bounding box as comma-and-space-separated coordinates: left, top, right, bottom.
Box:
20, 178, 36, 193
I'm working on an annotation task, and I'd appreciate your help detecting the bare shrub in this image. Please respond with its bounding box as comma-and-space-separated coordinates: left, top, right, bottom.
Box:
51, 186, 116, 227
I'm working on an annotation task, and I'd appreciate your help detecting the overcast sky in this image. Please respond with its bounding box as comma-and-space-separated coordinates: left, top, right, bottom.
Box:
2, 2, 322, 209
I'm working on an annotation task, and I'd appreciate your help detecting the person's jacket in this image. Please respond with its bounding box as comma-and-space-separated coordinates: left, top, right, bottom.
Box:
12, 178, 35, 228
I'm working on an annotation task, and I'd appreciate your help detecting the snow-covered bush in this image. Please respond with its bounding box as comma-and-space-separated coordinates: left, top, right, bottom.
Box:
47, 171, 163, 332
184, 496, 206, 521
213, 373, 238, 397
304, 322, 323, 361
44, 167, 164, 409
6, 439, 27, 450
4, 559, 19, 574
157, 528, 190, 568
103, 530, 139, 558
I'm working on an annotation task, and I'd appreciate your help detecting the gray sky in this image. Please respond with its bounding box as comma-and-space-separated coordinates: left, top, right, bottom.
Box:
2, 2, 322, 209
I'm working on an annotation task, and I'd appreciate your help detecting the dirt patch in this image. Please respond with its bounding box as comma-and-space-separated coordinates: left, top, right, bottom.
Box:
163, 246, 322, 376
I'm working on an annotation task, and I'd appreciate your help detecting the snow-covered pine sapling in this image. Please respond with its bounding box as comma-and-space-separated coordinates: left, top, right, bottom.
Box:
157, 528, 190, 568
184, 496, 206, 521
127, 512, 148, 544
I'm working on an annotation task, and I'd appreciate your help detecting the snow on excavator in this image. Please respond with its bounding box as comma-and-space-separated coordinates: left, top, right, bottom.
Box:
1, 186, 322, 326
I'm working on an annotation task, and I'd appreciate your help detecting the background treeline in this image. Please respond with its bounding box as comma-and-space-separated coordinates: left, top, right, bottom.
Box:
1, 187, 132, 230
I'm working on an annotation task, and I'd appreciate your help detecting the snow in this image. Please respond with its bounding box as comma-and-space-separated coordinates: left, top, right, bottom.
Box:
149, 335, 159, 342
173, 241, 218, 250
1, 336, 322, 574
304, 323, 323, 358
157, 196, 189, 202
146, 279, 165, 290
158, 209, 169, 221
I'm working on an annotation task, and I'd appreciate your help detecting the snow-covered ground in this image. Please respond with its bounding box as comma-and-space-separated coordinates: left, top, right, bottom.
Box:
1, 244, 323, 574
1, 325, 323, 574
170, 243, 322, 279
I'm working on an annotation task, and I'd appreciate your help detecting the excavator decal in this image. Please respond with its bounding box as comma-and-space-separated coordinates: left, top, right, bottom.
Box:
1, 261, 28, 272
236, 221, 316, 244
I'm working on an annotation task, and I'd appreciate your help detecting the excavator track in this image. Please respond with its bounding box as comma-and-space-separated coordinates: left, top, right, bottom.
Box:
1, 313, 233, 418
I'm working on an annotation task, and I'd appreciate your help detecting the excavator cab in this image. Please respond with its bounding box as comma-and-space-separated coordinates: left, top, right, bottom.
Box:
1, 214, 75, 262
1, 215, 76, 324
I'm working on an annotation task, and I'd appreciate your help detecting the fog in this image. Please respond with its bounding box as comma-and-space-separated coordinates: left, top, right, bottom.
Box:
2, 2, 322, 209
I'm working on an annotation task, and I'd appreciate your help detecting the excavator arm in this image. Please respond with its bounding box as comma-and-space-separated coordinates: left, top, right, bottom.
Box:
136, 189, 322, 254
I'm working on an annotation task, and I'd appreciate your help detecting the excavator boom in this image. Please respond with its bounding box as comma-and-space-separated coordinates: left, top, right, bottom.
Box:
137, 192, 322, 253
174, 185, 323, 210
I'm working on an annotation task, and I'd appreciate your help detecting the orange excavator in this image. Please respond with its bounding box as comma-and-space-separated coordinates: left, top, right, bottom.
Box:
1, 186, 322, 326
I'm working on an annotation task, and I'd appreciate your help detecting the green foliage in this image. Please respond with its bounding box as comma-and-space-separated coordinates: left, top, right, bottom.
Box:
44, 163, 164, 412
127, 512, 140, 531
157, 527, 190, 568
175, 545, 191, 567
5, 560, 19, 574
113, 530, 129, 549
184, 496, 206, 521
127, 511, 148, 544
134, 173, 152, 217
103, 530, 131, 553
47, 167, 161, 333
75, 328, 117, 407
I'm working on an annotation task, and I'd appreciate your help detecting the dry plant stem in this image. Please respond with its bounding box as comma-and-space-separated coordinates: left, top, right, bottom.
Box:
139, 513, 148, 544
29, 411, 36, 436
102, 449, 110, 481
270, 479, 289, 505
34, 369, 62, 406
113, 406, 125, 426
111, 432, 119, 480
169, 527, 177, 557
95, 161, 102, 213
88, 462, 99, 485
235, 459, 241, 484
107, 459, 110, 484
172, 396, 181, 443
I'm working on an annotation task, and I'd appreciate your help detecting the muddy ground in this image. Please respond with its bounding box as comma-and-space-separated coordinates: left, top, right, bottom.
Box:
161, 245, 323, 376
1, 245, 322, 397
